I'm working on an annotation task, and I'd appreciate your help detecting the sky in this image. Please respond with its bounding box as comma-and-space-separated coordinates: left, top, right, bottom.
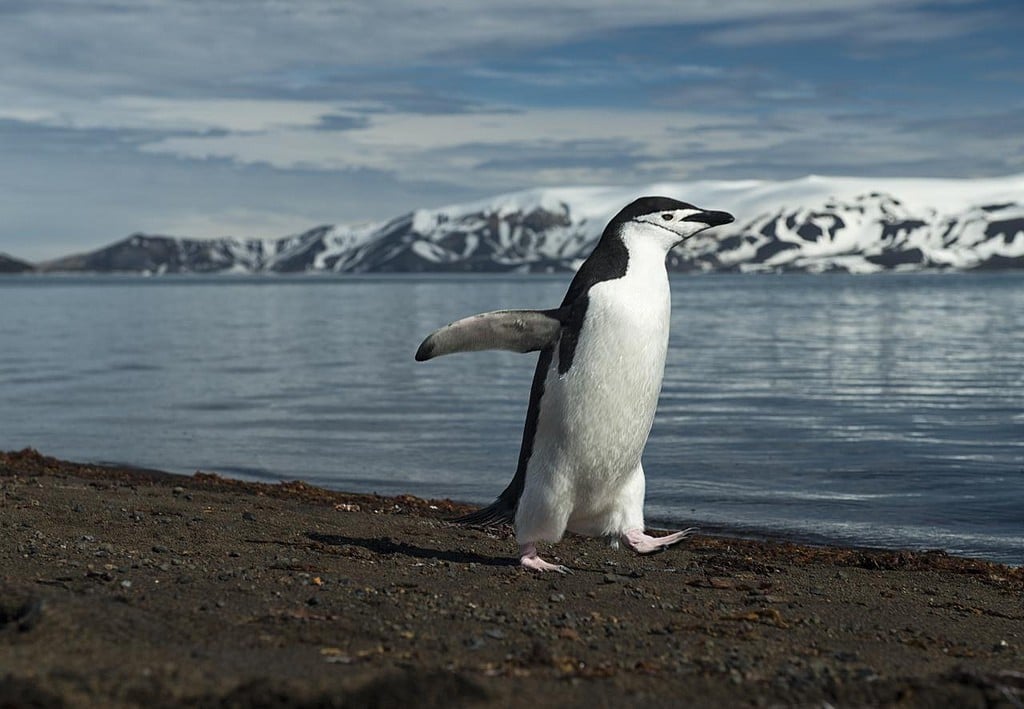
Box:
2, 0, 1023, 262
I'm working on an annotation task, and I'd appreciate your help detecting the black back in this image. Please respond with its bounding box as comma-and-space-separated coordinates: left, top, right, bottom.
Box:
455, 196, 686, 526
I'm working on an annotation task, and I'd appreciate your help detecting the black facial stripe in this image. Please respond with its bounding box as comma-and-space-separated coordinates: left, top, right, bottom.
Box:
637, 217, 686, 238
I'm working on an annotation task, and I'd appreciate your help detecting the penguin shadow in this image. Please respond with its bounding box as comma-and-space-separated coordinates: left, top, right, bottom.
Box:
305, 532, 512, 567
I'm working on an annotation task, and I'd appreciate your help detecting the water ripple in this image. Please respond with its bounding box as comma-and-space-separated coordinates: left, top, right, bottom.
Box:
0, 272, 1021, 564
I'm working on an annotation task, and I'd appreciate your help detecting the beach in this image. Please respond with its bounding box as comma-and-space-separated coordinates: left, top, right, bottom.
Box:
1, 447, 1022, 708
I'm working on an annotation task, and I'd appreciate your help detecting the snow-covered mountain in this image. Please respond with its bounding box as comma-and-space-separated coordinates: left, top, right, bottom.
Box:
35, 174, 1024, 274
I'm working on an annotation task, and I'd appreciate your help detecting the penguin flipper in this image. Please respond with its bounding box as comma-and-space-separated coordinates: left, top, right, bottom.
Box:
415, 309, 563, 362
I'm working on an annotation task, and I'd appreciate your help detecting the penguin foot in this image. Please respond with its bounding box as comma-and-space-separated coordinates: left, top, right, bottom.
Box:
622, 527, 697, 554
518, 543, 572, 573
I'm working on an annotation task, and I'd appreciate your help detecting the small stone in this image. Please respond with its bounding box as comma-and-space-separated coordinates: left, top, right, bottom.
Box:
120, 580, 132, 589
171, 487, 185, 495
242, 512, 257, 522
549, 593, 565, 603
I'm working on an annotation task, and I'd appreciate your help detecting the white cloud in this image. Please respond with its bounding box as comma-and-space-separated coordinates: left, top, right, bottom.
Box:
135, 102, 985, 191
149, 208, 326, 241
137, 108, 744, 181
0, 96, 349, 133
0, 0, 1017, 262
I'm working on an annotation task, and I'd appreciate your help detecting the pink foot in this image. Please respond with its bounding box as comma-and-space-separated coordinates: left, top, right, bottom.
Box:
519, 543, 572, 573
623, 527, 696, 554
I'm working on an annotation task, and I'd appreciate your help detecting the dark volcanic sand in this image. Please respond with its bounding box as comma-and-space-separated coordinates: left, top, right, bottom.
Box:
1, 449, 1022, 708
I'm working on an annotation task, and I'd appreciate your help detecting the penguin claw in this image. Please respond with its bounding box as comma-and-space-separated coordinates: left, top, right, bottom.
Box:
518, 543, 572, 573
622, 527, 697, 555
520, 556, 572, 573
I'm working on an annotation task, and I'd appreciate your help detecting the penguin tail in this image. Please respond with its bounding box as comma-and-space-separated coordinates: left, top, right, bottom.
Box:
452, 498, 514, 527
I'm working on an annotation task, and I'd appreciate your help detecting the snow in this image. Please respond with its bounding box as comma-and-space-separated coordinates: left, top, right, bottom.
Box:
47, 173, 1024, 275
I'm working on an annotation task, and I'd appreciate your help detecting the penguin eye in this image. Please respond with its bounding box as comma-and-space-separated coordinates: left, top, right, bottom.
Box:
661, 213, 673, 221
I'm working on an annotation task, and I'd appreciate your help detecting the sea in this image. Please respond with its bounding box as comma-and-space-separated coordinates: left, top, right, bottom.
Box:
1, 272, 1021, 565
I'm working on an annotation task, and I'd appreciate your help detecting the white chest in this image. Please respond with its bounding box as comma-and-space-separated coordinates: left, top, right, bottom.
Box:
537, 246, 672, 476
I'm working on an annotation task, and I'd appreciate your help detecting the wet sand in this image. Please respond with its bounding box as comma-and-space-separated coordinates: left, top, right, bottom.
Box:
1, 448, 1022, 708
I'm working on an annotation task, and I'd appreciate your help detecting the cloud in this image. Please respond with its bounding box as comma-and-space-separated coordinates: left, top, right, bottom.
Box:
1, 2, 997, 100
0, 0, 1019, 262
0, 117, 478, 261
134, 98, 1024, 192
153, 208, 331, 241
0, 97, 348, 133
135, 108, 749, 185
701, 4, 997, 46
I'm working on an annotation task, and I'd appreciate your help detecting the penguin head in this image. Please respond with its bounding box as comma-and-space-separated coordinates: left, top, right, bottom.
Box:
613, 196, 734, 250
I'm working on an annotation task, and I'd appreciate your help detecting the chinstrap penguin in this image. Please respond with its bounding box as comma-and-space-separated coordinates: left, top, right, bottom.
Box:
416, 197, 734, 572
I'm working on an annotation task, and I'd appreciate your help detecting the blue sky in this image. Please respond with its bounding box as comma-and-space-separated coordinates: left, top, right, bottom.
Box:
2, 0, 1022, 261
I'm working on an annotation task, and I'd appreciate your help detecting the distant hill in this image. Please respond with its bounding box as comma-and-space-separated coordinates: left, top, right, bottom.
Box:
0, 253, 34, 273
33, 174, 1024, 275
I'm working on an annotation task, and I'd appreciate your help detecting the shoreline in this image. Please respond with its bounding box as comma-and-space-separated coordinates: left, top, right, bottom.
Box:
2, 447, 1023, 707
19, 448, 1020, 569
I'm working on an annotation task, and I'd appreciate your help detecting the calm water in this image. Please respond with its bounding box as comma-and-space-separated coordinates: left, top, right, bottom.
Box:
1, 273, 1022, 564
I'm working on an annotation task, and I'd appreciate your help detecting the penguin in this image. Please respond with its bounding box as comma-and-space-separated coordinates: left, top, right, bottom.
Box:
415, 197, 734, 572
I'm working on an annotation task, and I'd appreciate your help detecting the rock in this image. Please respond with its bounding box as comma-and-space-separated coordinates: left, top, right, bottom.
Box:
0, 594, 44, 633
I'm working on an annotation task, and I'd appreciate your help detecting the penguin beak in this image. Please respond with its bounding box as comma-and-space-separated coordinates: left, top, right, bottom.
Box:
683, 210, 734, 228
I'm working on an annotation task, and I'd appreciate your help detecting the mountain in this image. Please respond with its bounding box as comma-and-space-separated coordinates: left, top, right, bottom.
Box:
40, 232, 320, 275
36, 174, 1024, 275
0, 253, 34, 273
